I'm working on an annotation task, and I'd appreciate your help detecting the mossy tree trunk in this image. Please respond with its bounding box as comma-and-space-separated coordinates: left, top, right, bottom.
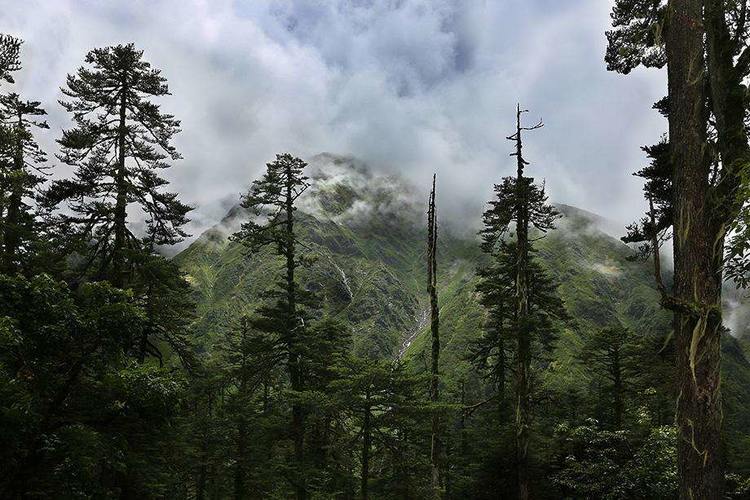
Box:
665, 1, 723, 497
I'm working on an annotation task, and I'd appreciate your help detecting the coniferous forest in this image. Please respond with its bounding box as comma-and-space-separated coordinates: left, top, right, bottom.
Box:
2, 1, 750, 499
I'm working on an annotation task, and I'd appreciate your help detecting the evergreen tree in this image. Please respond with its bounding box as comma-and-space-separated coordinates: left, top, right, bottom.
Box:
233, 152, 313, 499
579, 324, 643, 429
622, 136, 672, 292
221, 316, 255, 500
552, 421, 678, 499
44, 43, 190, 286
472, 245, 515, 418
332, 358, 431, 499
478, 105, 564, 499
0, 274, 184, 497
0, 93, 49, 273
129, 253, 196, 366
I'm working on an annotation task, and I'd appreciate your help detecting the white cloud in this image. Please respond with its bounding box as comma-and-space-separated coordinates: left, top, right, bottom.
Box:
1, 0, 667, 245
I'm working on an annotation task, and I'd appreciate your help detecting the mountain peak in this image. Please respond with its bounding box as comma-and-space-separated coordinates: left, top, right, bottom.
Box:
300, 153, 420, 225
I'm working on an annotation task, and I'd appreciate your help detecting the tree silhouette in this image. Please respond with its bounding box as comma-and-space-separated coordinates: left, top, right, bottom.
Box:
45, 43, 190, 286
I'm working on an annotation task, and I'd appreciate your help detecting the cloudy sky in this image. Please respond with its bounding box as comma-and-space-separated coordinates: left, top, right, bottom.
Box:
3, 0, 666, 240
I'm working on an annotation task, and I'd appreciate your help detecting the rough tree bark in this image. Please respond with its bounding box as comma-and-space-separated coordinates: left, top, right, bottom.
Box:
665, 1, 723, 497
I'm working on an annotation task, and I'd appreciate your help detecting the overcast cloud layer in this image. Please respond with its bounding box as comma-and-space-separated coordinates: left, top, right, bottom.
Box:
2, 0, 666, 241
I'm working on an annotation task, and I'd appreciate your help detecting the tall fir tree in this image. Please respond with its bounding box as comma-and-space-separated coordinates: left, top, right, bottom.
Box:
216, 316, 260, 500
233, 152, 313, 500
479, 105, 564, 499
44, 43, 190, 286
0, 34, 24, 272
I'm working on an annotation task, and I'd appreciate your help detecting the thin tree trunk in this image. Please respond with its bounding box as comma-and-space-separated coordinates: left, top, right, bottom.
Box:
3, 108, 24, 273
361, 394, 371, 500
665, 1, 723, 497
460, 381, 467, 458
284, 162, 306, 500
427, 174, 442, 499
112, 75, 128, 288
196, 392, 213, 500
612, 346, 623, 430
234, 416, 247, 500
512, 104, 531, 500
138, 282, 153, 363
235, 322, 249, 500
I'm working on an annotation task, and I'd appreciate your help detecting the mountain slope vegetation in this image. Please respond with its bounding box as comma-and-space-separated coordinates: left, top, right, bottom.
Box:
176, 155, 750, 489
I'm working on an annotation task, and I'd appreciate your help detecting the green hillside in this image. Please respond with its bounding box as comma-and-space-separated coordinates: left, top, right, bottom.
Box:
176, 154, 750, 473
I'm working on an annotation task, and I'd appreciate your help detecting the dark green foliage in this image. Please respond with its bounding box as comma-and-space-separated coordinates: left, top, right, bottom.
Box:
472, 245, 565, 400
178, 157, 750, 498
44, 43, 190, 285
475, 107, 565, 499
0, 36, 50, 275
235, 153, 309, 252
0, 34, 21, 84
233, 153, 319, 499
552, 421, 677, 499
0, 93, 49, 273
605, 0, 667, 74
579, 324, 643, 429
1, 25, 750, 499
479, 177, 558, 252
130, 253, 197, 366
621, 138, 672, 261
0, 274, 186, 497
332, 357, 432, 498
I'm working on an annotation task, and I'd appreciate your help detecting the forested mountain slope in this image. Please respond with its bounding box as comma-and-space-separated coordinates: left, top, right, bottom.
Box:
175, 154, 750, 474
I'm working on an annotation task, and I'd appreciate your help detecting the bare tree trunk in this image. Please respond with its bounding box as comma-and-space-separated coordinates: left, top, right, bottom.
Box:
427, 174, 442, 499
665, 1, 723, 497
